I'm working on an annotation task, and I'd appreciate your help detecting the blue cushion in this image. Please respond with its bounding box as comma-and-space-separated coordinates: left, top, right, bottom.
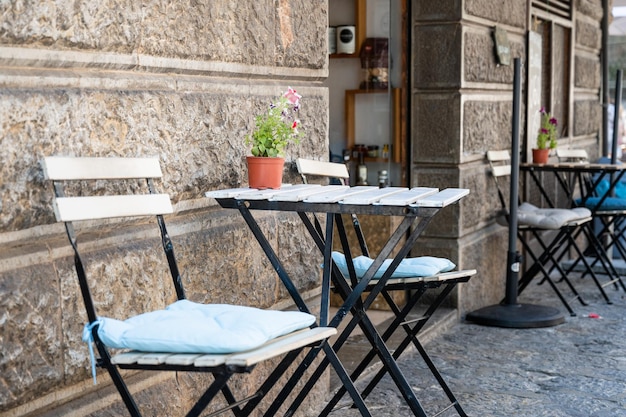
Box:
577, 196, 626, 211
330, 251, 455, 279
595, 179, 626, 200
85, 300, 316, 354
577, 179, 626, 210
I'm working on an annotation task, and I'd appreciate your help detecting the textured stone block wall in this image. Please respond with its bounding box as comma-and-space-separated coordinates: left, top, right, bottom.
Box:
411, 0, 603, 314
0, 1, 329, 416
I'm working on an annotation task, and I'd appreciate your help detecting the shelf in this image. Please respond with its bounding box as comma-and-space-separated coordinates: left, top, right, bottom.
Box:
345, 88, 388, 94
362, 157, 389, 163
329, 0, 366, 59
329, 53, 359, 59
345, 88, 402, 164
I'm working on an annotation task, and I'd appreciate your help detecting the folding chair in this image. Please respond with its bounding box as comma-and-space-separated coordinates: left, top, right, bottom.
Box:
488, 150, 595, 315
555, 149, 626, 293
41, 156, 336, 417
295, 158, 477, 416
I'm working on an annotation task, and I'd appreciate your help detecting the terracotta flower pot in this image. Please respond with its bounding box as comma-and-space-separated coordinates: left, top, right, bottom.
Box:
246, 156, 285, 189
532, 148, 550, 164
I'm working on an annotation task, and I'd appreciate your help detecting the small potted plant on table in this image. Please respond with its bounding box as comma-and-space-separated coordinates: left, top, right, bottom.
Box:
533, 107, 558, 164
245, 87, 304, 189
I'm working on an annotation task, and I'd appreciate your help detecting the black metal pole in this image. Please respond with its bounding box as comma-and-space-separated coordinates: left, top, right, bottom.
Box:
612, 70, 623, 165
505, 58, 522, 305
602, 0, 610, 157
465, 58, 565, 328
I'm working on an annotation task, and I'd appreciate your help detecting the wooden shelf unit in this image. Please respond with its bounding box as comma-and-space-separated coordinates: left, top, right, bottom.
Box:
345, 88, 402, 164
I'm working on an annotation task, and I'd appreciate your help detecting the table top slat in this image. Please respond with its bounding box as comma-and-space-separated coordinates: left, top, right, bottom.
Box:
303, 186, 372, 203
237, 184, 316, 200
205, 187, 264, 199
270, 184, 344, 202
376, 187, 439, 206
340, 187, 409, 205
412, 188, 469, 207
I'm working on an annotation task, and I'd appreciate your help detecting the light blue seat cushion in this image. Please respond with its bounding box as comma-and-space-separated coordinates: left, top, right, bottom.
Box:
331, 251, 455, 279
517, 203, 591, 229
86, 300, 316, 354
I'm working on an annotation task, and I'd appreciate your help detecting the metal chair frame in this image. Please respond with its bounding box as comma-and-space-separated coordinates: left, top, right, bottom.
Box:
555, 149, 626, 293
294, 158, 476, 417
42, 156, 335, 417
488, 151, 599, 316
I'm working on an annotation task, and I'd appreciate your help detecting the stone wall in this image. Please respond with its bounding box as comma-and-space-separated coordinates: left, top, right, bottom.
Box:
0, 0, 609, 414
0, 1, 329, 416
411, 0, 603, 314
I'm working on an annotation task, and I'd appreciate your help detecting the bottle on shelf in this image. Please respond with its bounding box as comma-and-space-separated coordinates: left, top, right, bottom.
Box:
382, 144, 390, 159
356, 153, 368, 185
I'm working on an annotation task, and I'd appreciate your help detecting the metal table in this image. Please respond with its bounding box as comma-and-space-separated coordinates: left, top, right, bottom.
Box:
206, 184, 472, 417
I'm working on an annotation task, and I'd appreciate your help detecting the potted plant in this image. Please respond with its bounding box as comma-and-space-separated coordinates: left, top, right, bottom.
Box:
533, 107, 558, 164
245, 87, 304, 189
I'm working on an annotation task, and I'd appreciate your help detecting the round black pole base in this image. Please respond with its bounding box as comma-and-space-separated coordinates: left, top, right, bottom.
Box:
466, 303, 565, 328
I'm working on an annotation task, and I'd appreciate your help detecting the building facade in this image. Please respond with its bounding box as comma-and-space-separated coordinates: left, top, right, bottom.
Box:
0, 0, 606, 416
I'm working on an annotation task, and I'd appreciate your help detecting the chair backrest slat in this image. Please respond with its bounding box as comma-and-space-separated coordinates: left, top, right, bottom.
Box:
296, 158, 349, 183
486, 150, 510, 163
486, 150, 513, 211
556, 149, 589, 162
53, 194, 173, 222
42, 156, 163, 180
491, 165, 512, 177
486, 150, 512, 177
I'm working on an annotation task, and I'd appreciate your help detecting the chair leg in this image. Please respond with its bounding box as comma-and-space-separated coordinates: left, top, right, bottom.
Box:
268, 342, 372, 417
516, 230, 580, 315
575, 218, 626, 293
185, 373, 232, 417
240, 348, 304, 416
95, 340, 143, 417
319, 288, 429, 414
360, 283, 466, 408
567, 225, 615, 303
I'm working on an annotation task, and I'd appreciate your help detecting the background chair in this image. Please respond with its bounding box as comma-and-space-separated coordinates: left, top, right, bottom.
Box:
555, 149, 626, 293
42, 156, 335, 417
488, 150, 595, 315
295, 158, 476, 416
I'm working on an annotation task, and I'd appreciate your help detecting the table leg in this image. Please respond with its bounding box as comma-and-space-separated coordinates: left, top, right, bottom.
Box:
322, 212, 458, 416
236, 205, 372, 416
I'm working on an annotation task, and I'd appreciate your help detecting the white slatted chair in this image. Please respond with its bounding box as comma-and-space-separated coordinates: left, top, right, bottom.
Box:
42, 156, 336, 417
488, 150, 598, 315
295, 158, 476, 416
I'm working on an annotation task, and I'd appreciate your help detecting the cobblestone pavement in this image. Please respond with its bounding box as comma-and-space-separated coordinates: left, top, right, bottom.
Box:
326, 274, 626, 417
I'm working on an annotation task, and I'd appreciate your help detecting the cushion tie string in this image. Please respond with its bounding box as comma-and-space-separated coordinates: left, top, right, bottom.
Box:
82, 321, 100, 385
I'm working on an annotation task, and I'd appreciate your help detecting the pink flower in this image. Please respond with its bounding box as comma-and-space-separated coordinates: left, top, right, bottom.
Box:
283, 87, 302, 106
549, 117, 557, 126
